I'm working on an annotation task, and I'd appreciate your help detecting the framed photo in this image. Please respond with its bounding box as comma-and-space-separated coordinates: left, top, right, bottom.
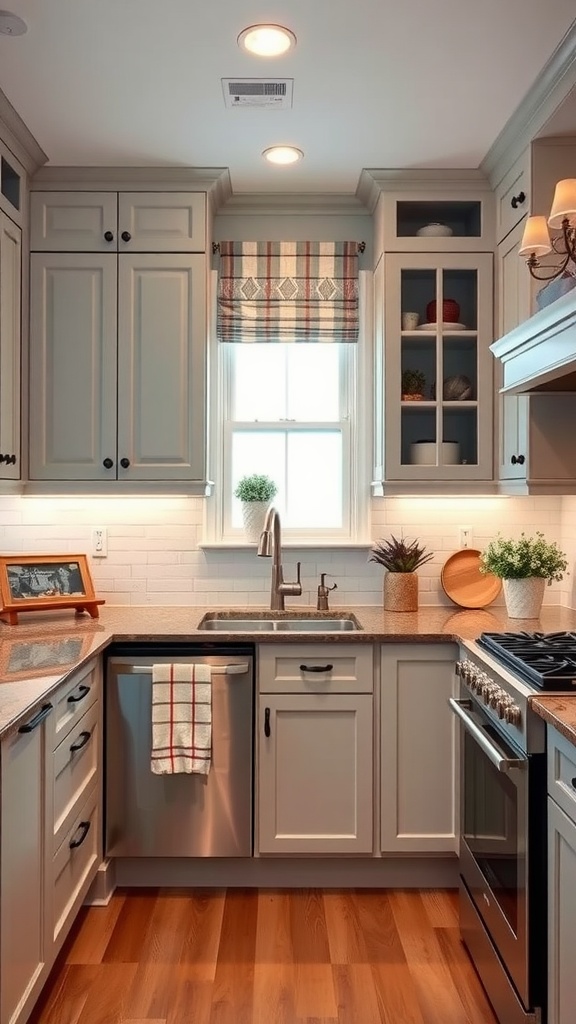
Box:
0, 554, 104, 625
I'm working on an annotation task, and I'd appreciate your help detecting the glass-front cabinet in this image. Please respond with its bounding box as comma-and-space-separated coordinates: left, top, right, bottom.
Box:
380, 252, 493, 485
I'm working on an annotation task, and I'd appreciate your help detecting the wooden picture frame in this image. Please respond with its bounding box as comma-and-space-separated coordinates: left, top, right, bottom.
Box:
0, 554, 104, 625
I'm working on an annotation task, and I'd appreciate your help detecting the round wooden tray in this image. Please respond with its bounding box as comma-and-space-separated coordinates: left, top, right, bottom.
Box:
440, 549, 502, 609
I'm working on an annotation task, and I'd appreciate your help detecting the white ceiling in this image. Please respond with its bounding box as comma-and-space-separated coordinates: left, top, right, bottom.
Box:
1, 0, 575, 194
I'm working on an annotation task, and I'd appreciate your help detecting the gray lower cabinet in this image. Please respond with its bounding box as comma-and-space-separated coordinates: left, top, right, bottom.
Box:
29, 251, 207, 484
257, 644, 374, 854
547, 726, 576, 1024
380, 643, 458, 853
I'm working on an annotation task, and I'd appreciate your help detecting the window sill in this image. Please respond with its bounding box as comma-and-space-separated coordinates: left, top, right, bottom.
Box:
199, 541, 373, 551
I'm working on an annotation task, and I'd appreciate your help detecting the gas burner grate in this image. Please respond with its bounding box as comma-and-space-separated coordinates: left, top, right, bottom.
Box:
477, 631, 576, 690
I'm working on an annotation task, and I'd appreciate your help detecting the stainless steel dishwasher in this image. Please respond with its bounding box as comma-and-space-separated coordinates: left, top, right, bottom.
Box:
105, 644, 254, 857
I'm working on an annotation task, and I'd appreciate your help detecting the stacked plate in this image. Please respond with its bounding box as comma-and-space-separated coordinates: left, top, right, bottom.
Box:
416, 322, 467, 331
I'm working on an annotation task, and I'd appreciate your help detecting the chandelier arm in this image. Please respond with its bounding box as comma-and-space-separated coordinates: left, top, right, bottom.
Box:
526, 250, 573, 281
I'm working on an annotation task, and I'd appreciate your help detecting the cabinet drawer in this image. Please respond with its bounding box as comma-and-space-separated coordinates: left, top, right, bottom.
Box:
51, 660, 98, 746
548, 725, 576, 823
52, 700, 99, 852
258, 644, 373, 693
51, 785, 99, 948
495, 149, 530, 241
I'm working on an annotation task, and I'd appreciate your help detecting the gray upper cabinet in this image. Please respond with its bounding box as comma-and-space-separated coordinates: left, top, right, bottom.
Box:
30, 191, 206, 252
0, 211, 21, 480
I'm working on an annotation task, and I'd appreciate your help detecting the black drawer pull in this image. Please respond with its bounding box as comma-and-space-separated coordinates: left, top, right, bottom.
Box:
264, 707, 271, 738
300, 664, 333, 673
69, 820, 91, 849
18, 703, 53, 733
511, 454, 525, 465
571, 777, 576, 789
70, 730, 92, 753
511, 191, 526, 209
67, 684, 90, 704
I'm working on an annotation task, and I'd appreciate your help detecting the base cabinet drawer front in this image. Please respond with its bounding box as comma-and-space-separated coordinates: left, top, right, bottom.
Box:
258, 644, 374, 694
257, 693, 373, 854
51, 660, 98, 745
380, 644, 458, 853
52, 700, 99, 851
547, 726, 576, 823
548, 797, 576, 1024
51, 786, 99, 949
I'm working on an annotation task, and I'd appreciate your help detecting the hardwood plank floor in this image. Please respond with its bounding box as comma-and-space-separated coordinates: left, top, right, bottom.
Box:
29, 889, 498, 1024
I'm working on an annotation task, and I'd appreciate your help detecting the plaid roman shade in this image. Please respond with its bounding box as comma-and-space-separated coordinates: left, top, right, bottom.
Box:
216, 240, 360, 342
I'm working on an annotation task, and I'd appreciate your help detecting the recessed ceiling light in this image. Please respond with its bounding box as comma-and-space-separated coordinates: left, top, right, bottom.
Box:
0, 10, 27, 35
263, 146, 304, 166
238, 24, 296, 57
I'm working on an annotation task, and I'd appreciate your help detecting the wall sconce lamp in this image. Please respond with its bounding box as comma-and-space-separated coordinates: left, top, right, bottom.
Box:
519, 178, 576, 281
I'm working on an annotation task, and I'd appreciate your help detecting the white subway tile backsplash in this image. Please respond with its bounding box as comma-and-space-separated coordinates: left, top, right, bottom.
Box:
0, 493, 572, 608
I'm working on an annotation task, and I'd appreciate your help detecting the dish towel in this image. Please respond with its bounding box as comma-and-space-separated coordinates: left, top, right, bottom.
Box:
151, 663, 212, 775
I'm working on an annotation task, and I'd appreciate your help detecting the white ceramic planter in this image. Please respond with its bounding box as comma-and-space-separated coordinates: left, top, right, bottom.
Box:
503, 577, 546, 619
241, 501, 270, 543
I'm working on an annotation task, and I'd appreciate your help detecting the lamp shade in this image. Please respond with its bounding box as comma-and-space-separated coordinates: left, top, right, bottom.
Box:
519, 216, 552, 257
548, 179, 576, 229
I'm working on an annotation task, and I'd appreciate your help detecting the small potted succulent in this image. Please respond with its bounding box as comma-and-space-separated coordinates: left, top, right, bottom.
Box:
401, 368, 426, 401
479, 532, 567, 618
369, 535, 434, 611
234, 474, 278, 543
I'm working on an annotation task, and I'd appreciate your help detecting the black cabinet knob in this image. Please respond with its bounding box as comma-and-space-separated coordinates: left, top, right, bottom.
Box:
120, 457, 130, 469
103, 457, 114, 469
103, 230, 114, 242
511, 191, 526, 210
121, 231, 132, 242
511, 454, 526, 466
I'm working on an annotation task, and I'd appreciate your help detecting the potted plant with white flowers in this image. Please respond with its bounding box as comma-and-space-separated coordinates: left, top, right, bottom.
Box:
479, 532, 568, 618
234, 474, 278, 543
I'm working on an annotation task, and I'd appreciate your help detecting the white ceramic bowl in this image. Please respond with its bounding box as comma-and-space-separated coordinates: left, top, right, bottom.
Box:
416, 222, 453, 237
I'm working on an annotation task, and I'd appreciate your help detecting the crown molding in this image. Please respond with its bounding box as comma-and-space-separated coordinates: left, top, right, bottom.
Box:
356, 167, 492, 214
481, 19, 576, 187
0, 85, 47, 174
30, 164, 231, 201
216, 192, 369, 216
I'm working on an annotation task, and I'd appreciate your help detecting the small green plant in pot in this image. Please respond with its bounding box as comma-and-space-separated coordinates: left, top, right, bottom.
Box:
401, 368, 426, 401
234, 474, 278, 543
370, 535, 433, 611
479, 531, 568, 618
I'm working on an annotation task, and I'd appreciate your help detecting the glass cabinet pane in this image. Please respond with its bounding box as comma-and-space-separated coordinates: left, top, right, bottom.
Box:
396, 201, 481, 239
1, 157, 21, 212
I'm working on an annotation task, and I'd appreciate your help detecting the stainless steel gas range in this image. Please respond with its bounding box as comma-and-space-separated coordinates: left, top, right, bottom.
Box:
451, 630, 576, 1024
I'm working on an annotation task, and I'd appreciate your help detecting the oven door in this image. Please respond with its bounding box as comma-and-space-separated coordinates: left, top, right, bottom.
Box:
450, 693, 530, 1007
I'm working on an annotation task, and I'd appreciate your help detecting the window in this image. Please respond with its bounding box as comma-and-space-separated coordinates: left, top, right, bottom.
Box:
207, 271, 371, 545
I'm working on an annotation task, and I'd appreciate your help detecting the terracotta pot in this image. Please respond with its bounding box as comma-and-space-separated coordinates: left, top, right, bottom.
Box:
384, 572, 418, 612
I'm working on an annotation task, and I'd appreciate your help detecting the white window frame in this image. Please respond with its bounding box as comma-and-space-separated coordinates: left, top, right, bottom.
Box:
204, 270, 372, 546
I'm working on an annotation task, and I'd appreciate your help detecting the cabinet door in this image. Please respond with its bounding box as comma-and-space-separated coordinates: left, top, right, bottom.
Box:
0, 212, 21, 479
383, 252, 493, 483
29, 253, 118, 479
257, 693, 373, 854
118, 193, 206, 252
497, 220, 530, 481
548, 798, 576, 1024
117, 253, 207, 480
30, 192, 118, 251
380, 644, 458, 853
1, 708, 48, 1024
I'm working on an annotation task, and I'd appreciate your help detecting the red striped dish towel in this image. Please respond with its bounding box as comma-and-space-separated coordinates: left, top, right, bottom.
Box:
151, 664, 212, 775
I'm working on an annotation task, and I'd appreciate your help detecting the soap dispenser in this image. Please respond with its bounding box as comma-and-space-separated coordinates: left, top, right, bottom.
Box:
317, 573, 337, 611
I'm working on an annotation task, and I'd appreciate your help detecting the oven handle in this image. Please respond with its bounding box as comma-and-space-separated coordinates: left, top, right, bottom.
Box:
448, 698, 526, 773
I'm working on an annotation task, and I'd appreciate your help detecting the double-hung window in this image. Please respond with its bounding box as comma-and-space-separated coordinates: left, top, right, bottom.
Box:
209, 241, 370, 544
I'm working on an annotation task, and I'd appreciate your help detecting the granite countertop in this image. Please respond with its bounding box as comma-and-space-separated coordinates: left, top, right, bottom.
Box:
530, 696, 576, 747
2, 602, 576, 740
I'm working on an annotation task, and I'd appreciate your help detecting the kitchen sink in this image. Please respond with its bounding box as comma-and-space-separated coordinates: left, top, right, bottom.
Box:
197, 613, 362, 632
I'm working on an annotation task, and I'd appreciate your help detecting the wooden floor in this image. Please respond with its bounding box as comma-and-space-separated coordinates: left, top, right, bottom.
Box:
30, 888, 498, 1024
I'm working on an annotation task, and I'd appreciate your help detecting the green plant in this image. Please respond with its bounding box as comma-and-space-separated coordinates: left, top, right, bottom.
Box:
234, 474, 278, 503
401, 368, 426, 395
479, 532, 568, 583
369, 535, 434, 573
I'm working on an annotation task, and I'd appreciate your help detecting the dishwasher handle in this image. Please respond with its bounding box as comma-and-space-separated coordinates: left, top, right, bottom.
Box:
124, 662, 250, 676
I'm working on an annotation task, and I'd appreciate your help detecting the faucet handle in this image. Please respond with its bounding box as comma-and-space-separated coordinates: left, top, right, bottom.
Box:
279, 560, 302, 598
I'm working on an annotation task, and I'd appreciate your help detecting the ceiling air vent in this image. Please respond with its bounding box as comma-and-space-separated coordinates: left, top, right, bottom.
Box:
222, 79, 294, 109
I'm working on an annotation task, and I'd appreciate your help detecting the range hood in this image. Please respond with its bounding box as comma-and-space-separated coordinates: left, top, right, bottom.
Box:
491, 286, 576, 393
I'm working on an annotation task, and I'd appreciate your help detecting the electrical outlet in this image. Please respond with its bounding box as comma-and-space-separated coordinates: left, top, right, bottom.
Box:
459, 526, 472, 549
91, 527, 107, 557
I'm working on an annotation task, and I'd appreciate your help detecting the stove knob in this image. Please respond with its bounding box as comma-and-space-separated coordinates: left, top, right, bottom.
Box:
504, 703, 522, 727
496, 696, 513, 720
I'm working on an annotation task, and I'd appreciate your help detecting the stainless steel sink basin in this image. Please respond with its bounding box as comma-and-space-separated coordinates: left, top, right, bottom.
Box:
197, 613, 362, 632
